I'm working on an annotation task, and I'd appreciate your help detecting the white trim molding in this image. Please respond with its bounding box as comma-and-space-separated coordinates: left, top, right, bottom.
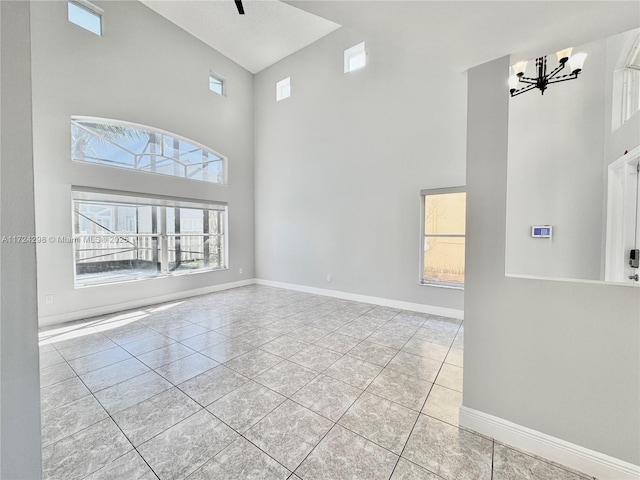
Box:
460, 406, 640, 480
39, 279, 257, 327
39, 277, 464, 327
255, 279, 464, 319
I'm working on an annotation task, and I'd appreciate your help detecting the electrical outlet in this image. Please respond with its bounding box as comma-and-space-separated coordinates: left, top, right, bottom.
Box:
326, 274, 332, 282
45, 294, 54, 305
239, 267, 243, 274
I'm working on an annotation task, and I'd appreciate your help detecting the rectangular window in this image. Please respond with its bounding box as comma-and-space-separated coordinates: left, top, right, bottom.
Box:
276, 77, 291, 101
209, 72, 225, 96
622, 34, 640, 123
420, 187, 466, 288
623, 68, 640, 122
73, 191, 227, 287
344, 42, 366, 73
68, 1, 102, 36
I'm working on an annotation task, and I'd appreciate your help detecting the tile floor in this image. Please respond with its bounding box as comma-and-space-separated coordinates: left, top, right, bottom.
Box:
39, 285, 596, 480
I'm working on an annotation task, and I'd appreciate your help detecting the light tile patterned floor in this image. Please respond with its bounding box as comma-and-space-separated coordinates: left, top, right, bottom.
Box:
39, 285, 596, 480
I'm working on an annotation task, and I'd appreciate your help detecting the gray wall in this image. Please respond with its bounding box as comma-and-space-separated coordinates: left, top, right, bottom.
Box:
0, 1, 42, 477
506, 39, 607, 281
464, 55, 640, 464
254, 27, 465, 312
30, 1, 255, 324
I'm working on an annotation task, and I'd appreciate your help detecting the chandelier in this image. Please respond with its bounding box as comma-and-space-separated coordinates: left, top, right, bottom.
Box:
509, 48, 587, 97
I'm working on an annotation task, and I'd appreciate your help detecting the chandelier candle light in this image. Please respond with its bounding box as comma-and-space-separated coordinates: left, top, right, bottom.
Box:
509, 47, 587, 97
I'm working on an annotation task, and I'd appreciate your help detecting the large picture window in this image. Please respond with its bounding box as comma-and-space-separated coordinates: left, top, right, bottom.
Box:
71, 117, 227, 184
73, 191, 227, 287
420, 187, 466, 288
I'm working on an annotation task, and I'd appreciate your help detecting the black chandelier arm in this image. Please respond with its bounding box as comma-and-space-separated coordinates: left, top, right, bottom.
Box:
516, 76, 539, 85
545, 62, 567, 81
546, 72, 579, 85
510, 83, 537, 97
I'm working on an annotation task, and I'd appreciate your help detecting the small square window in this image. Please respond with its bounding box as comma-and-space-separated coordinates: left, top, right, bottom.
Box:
68, 1, 102, 36
344, 42, 366, 73
276, 77, 291, 101
209, 72, 225, 96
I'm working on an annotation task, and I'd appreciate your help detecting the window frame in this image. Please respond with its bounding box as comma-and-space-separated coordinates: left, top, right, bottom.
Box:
419, 186, 466, 290
622, 68, 640, 123
622, 34, 640, 124
71, 116, 228, 185
276, 77, 291, 101
344, 42, 367, 73
72, 189, 228, 288
209, 71, 225, 96
67, 0, 103, 36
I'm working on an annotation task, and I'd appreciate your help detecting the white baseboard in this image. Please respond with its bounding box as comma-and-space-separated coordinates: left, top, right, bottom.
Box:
38, 279, 257, 327
255, 278, 464, 319
39, 277, 463, 327
459, 406, 640, 480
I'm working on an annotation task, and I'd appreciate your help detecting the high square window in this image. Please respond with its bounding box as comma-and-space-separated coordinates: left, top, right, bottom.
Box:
276, 77, 291, 101
68, 1, 102, 36
420, 187, 466, 288
209, 72, 225, 96
344, 42, 366, 73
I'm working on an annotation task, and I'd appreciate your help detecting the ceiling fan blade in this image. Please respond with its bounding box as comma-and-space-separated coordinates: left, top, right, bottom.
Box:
234, 0, 245, 14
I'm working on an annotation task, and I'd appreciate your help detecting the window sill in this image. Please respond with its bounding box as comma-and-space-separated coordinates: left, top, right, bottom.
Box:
419, 281, 464, 291
74, 266, 228, 289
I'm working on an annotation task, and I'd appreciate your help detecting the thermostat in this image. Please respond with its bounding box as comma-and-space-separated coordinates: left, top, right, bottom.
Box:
531, 225, 552, 238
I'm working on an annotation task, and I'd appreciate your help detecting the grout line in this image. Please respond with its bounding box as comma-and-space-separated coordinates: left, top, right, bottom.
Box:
385, 317, 463, 479
491, 438, 496, 479
40, 285, 467, 480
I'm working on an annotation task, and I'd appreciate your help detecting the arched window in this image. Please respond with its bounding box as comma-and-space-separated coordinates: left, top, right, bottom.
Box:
71, 117, 227, 184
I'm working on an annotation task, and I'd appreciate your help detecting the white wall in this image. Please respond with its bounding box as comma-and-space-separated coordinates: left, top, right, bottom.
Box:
506, 29, 640, 282
605, 29, 640, 165
602, 29, 640, 282
254, 27, 465, 313
506, 39, 607, 280
0, 1, 42, 477
464, 55, 640, 466
30, 1, 255, 325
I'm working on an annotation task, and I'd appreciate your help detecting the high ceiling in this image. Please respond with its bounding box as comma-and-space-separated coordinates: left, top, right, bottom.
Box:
140, 0, 341, 73
141, 0, 640, 74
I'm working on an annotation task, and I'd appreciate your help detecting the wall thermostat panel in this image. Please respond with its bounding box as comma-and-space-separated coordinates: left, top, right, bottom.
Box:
531, 225, 552, 238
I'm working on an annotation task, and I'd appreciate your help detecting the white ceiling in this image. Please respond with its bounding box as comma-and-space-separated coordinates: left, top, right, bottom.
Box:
141, 1, 639, 74
140, 0, 341, 73
287, 1, 640, 72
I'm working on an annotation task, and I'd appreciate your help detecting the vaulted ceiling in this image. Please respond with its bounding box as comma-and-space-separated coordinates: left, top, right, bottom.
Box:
140, 0, 340, 73
140, 0, 639, 74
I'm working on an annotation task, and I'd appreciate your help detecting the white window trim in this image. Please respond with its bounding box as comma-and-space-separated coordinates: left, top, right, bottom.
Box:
419, 186, 466, 290
622, 68, 640, 123
621, 34, 640, 124
72, 188, 229, 288
68, 0, 103, 36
